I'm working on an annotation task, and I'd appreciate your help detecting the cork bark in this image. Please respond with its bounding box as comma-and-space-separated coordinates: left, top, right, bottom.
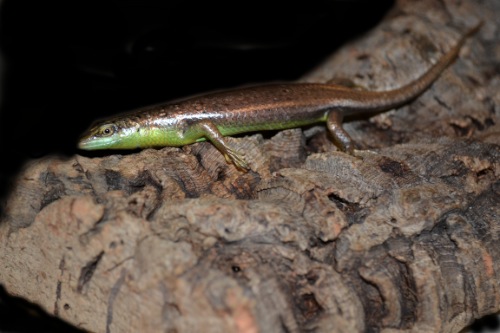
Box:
1, 1, 499, 332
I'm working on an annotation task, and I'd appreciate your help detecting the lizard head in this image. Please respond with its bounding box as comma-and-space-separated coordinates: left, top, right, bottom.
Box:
78, 117, 142, 150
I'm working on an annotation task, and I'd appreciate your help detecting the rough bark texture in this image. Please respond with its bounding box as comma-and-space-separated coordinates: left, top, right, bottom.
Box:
1, 1, 499, 332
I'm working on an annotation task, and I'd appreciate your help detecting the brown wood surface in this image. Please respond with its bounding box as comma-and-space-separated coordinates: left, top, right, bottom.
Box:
1, 1, 499, 332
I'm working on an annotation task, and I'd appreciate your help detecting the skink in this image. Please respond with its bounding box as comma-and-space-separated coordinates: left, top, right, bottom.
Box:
78, 24, 480, 170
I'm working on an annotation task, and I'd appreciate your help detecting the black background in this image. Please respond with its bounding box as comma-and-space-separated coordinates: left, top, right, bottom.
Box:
0, 0, 393, 198
0, 0, 496, 332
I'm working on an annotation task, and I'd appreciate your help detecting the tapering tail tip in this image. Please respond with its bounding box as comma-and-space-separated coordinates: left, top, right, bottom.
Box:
465, 20, 483, 38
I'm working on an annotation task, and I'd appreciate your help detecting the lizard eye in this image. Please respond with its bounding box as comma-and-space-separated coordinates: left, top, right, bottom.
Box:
99, 124, 116, 136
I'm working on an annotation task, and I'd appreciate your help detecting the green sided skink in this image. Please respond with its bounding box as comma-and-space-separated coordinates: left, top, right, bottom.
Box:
78, 23, 480, 170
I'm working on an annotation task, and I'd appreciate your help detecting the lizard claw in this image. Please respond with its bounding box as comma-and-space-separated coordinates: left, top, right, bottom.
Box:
225, 149, 249, 171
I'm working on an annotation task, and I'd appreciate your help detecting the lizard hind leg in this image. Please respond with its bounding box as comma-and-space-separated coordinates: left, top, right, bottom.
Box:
196, 121, 249, 171
326, 110, 355, 154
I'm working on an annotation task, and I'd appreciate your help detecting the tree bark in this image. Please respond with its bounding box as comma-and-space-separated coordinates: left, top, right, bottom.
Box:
1, 1, 499, 332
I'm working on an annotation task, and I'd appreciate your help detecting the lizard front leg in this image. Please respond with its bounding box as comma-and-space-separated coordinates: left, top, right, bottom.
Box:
196, 121, 249, 171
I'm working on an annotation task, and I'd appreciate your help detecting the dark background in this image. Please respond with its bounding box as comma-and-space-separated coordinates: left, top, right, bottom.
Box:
0, 0, 394, 201
0, 0, 496, 331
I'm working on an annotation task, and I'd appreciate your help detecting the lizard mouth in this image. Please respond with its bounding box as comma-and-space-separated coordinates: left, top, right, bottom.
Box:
78, 136, 116, 150
78, 137, 97, 150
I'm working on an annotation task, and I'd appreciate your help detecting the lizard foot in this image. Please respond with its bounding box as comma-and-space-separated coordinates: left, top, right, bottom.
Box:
224, 148, 249, 171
